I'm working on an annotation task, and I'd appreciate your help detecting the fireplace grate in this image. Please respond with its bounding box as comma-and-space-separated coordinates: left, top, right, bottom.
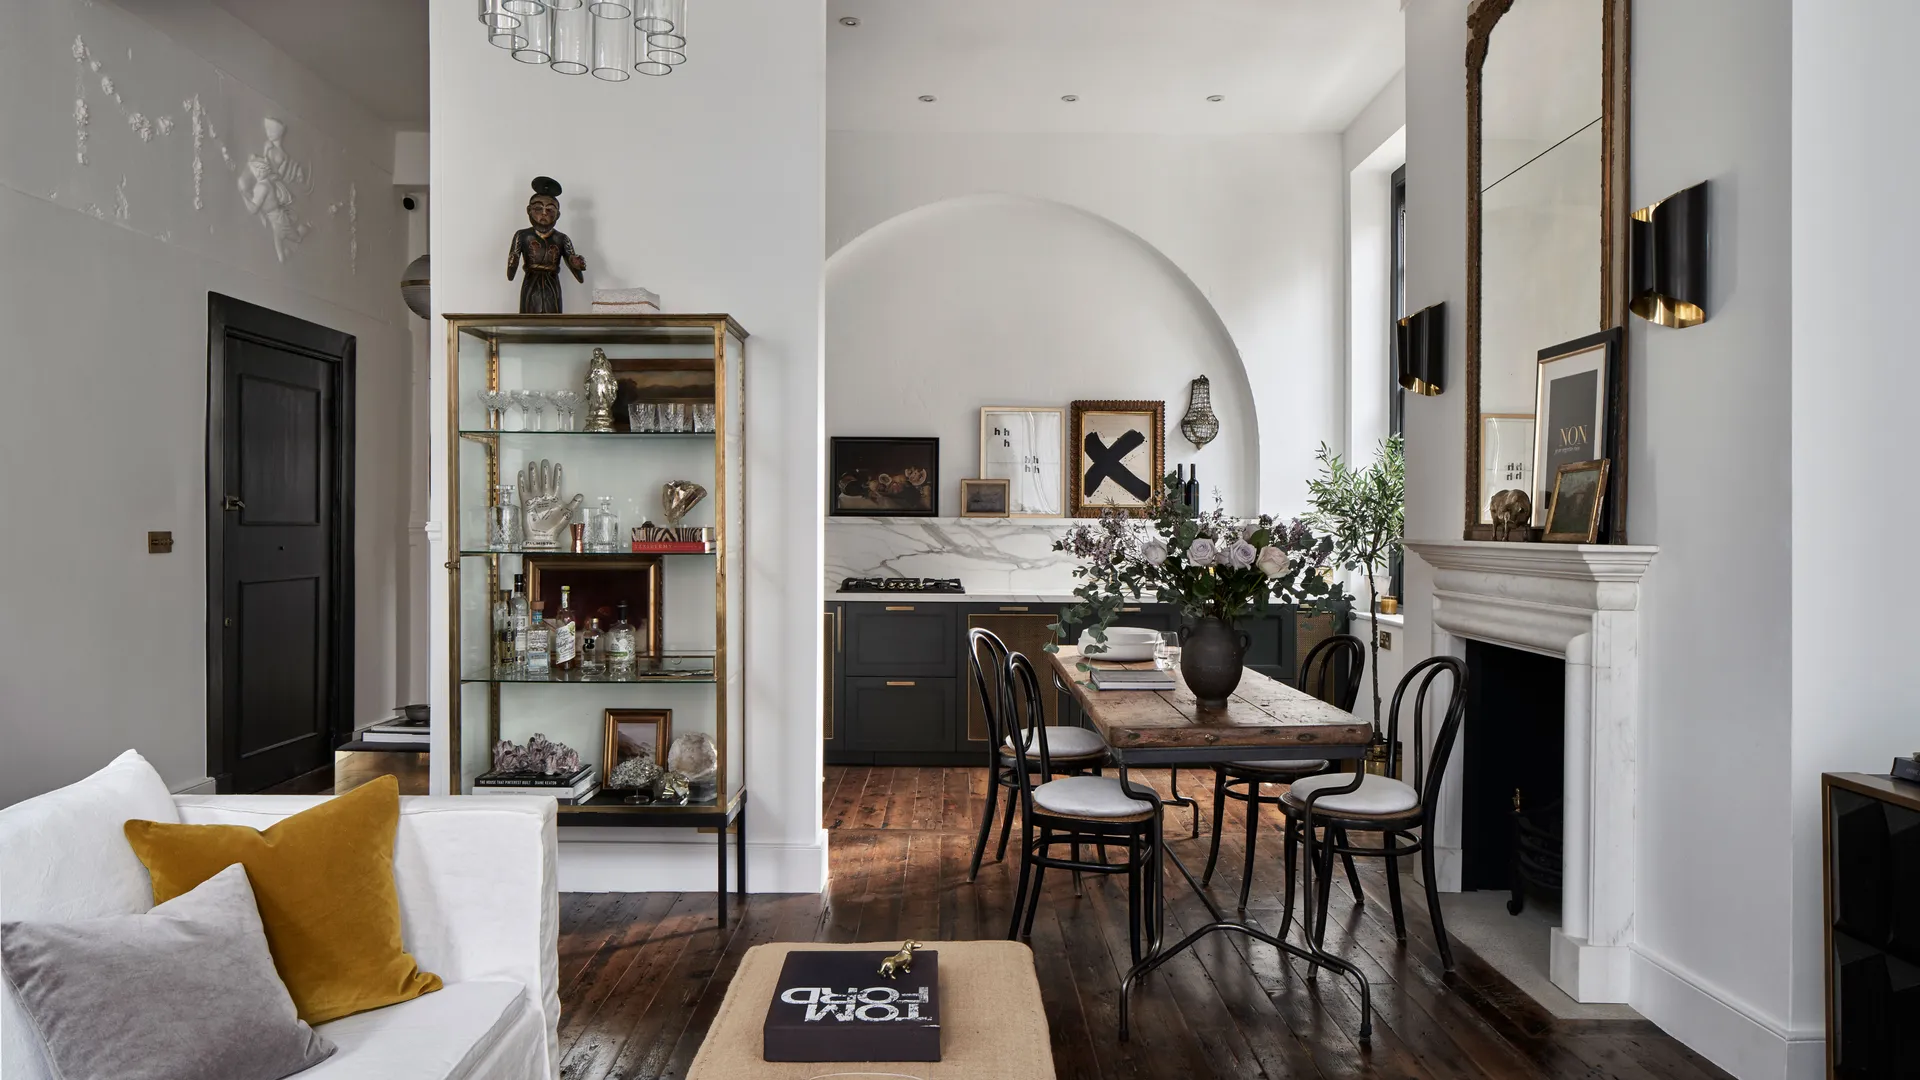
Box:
1507, 790, 1563, 916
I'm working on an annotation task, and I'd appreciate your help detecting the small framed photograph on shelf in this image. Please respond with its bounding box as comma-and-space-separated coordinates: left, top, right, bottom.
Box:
1543, 459, 1610, 543
603, 708, 672, 777
1069, 400, 1166, 518
959, 478, 1011, 518
979, 406, 1066, 516
829, 437, 939, 517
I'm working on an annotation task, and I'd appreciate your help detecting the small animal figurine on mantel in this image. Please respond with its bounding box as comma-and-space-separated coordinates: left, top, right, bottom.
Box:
506, 176, 587, 314
1488, 489, 1533, 542
878, 940, 922, 980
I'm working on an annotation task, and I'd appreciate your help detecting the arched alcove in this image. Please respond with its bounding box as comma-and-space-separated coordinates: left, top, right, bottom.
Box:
826, 194, 1260, 514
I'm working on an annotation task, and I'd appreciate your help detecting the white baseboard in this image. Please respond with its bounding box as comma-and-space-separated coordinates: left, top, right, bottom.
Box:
170, 777, 217, 795
1630, 946, 1825, 1080
557, 831, 828, 894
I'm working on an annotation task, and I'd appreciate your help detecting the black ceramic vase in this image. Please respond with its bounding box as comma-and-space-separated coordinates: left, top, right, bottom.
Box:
1179, 617, 1251, 710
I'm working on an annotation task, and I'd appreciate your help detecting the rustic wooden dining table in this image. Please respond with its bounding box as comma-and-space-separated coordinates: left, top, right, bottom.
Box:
1047, 646, 1379, 1041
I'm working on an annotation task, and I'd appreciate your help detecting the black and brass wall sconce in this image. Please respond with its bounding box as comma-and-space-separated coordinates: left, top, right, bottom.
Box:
1630, 180, 1710, 328
1396, 302, 1446, 396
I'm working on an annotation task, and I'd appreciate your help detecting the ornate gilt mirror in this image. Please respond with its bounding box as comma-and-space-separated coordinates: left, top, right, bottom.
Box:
1464, 0, 1630, 541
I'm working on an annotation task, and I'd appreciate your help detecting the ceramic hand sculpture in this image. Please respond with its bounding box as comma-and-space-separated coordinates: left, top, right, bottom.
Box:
519, 459, 582, 550
661, 481, 708, 528
583, 347, 617, 433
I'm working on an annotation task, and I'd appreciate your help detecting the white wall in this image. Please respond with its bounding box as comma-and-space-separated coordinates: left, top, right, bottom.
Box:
827, 194, 1257, 514
828, 131, 1345, 519
1789, 0, 1920, 1066
428, 0, 827, 892
0, 0, 411, 803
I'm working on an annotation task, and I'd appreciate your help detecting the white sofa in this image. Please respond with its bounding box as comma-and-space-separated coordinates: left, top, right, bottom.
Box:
0, 751, 561, 1080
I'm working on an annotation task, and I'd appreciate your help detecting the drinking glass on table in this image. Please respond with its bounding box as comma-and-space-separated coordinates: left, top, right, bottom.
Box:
1155, 630, 1181, 671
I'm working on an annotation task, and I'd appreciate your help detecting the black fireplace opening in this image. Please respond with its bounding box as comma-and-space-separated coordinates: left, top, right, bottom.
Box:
1462, 640, 1566, 901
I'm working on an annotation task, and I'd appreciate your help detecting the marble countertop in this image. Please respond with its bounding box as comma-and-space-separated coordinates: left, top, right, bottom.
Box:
826, 591, 1085, 605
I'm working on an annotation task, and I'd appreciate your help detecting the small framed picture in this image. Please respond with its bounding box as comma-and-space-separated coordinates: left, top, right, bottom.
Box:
959, 478, 1011, 518
1069, 400, 1166, 518
828, 437, 940, 517
1544, 459, 1610, 543
979, 406, 1066, 516
603, 708, 672, 779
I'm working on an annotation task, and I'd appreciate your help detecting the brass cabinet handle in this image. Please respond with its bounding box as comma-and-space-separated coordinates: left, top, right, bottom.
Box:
1121, 606, 1142, 613
886, 680, 916, 687
999, 605, 1031, 612
885, 605, 915, 612
835, 609, 843, 652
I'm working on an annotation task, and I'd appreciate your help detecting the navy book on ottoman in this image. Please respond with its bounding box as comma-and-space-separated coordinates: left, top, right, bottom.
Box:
763, 949, 941, 1062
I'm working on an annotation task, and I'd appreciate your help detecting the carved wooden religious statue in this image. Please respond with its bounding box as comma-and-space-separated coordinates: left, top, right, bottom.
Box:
506, 176, 586, 314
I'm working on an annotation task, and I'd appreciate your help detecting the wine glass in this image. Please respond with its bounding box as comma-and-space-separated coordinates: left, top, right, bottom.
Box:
527, 390, 552, 432
549, 390, 582, 432
506, 390, 534, 431
478, 389, 509, 431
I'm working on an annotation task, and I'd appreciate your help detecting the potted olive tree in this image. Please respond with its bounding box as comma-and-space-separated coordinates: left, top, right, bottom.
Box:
1305, 435, 1405, 734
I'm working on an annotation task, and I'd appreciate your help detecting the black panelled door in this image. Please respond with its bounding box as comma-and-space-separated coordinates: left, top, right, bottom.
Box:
207, 295, 354, 793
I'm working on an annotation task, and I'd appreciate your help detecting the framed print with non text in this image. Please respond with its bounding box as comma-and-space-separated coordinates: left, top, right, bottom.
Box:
979, 406, 1066, 517
1531, 328, 1623, 534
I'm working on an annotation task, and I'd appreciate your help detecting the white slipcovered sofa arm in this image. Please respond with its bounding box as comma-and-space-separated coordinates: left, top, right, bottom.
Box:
172, 794, 560, 1077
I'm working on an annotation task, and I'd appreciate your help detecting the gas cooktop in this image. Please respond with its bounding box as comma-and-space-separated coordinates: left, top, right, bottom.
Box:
838, 577, 965, 594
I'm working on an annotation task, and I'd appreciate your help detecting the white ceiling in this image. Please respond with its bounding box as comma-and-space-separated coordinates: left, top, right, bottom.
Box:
212, 0, 429, 127
828, 0, 1406, 134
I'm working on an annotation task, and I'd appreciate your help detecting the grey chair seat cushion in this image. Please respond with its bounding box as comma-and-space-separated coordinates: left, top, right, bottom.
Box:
1031, 775, 1155, 820
1, 863, 335, 1080
1282, 772, 1420, 817
1225, 759, 1330, 779
1004, 726, 1108, 760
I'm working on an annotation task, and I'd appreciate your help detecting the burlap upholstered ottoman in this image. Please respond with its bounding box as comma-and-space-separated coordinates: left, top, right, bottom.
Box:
688, 941, 1056, 1080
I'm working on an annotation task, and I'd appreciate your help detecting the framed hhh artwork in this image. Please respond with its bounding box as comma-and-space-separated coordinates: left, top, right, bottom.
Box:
959, 478, 1011, 518
1069, 400, 1165, 517
1544, 459, 1610, 543
1478, 414, 1536, 525
602, 708, 671, 777
1531, 328, 1624, 533
979, 406, 1066, 517
829, 437, 940, 517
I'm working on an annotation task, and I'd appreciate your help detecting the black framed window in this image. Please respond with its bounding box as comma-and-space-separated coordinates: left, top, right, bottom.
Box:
1387, 164, 1407, 602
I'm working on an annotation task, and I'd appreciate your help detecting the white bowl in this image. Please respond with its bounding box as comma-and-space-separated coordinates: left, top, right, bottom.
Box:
1077, 625, 1161, 662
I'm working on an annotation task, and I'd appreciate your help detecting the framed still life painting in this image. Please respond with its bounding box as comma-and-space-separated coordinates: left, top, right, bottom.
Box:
1069, 400, 1165, 518
1544, 459, 1610, 543
979, 406, 1065, 516
959, 478, 1011, 518
602, 708, 671, 778
829, 437, 940, 517
1531, 328, 1624, 535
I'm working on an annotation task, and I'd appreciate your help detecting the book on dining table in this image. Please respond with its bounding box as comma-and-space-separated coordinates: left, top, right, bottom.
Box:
1088, 666, 1176, 691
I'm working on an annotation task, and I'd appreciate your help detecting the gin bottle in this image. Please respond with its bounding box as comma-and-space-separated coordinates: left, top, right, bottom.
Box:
509, 573, 530, 671
525, 609, 551, 675
606, 601, 637, 677
580, 617, 606, 678
552, 586, 579, 674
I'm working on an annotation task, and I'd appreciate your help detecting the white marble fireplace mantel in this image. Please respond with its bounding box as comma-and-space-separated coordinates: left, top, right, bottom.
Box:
1405, 539, 1657, 1005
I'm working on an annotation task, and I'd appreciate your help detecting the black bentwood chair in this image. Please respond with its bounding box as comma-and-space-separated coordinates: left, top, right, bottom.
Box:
967, 628, 1110, 882
1003, 651, 1163, 963
1201, 634, 1368, 910
1280, 654, 1469, 971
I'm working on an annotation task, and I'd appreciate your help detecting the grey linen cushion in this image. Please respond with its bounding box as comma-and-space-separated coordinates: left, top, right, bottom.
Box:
1, 863, 335, 1080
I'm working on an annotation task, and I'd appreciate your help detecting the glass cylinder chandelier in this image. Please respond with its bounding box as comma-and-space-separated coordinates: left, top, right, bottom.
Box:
476, 0, 689, 78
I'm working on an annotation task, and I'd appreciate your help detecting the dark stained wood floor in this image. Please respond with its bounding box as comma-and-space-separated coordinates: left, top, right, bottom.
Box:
556, 766, 1730, 1080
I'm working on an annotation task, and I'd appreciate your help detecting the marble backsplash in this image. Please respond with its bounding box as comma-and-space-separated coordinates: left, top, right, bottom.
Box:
825, 518, 1083, 594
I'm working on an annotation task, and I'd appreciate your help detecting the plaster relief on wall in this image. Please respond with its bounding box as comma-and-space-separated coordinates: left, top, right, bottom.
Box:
239, 118, 311, 262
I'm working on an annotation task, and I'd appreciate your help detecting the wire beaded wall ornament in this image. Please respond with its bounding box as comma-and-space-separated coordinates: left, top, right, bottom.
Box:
1179, 376, 1219, 450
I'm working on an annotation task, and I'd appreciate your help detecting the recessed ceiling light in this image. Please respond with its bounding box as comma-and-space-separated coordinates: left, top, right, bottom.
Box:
839, 16, 859, 26
1206, 95, 1225, 102
918, 94, 936, 103
1061, 94, 1079, 102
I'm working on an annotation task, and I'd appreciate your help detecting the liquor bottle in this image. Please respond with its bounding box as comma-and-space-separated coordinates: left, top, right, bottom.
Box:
552, 585, 579, 673
606, 601, 637, 677
493, 589, 514, 676
579, 617, 605, 678
525, 609, 551, 674
509, 574, 531, 670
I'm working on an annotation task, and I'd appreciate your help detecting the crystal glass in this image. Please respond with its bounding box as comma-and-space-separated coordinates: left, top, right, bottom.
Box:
628, 402, 654, 432
512, 6, 552, 63
549, 2, 591, 73
527, 390, 551, 431
645, 38, 686, 68
1155, 630, 1181, 671
481, 0, 525, 50
662, 403, 688, 431
692, 402, 716, 433
647, 0, 686, 48
506, 389, 532, 430
588, 0, 632, 15
589, 495, 620, 553
549, 390, 582, 431
501, 0, 546, 14
591, 10, 633, 80
634, 0, 675, 32
488, 484, 523, 551
478, 389, 510, 431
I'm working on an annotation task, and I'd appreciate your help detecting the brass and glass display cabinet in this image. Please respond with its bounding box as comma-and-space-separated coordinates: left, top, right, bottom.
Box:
444, 314, 747, 922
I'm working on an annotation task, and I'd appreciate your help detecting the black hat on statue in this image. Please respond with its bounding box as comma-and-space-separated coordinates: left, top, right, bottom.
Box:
531, 176, 563, 199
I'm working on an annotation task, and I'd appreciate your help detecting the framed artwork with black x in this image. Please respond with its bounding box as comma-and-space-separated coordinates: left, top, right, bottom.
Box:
1069, 400, 1165, 518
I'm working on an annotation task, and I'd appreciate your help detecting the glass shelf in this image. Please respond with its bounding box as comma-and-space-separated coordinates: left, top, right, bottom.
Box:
458, 549, 713, 558
461, 653, 717, 684
457, 429, 714, 439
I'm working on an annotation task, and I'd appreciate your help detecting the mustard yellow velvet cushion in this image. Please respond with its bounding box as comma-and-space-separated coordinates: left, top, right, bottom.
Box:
123, 775, 442, 1024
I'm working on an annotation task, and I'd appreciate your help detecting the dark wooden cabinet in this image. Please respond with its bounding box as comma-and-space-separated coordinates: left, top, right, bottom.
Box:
1825, 772, 1920, 1079
824, 600, 1341, 765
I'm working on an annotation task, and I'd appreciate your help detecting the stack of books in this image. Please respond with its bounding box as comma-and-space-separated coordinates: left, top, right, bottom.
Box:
472, 764, 599, 804
357, 714, 429, 746
1088, 667, 1176, 692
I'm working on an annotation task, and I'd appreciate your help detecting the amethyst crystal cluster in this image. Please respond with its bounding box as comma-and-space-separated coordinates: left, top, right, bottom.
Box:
491, 733, 582, 776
